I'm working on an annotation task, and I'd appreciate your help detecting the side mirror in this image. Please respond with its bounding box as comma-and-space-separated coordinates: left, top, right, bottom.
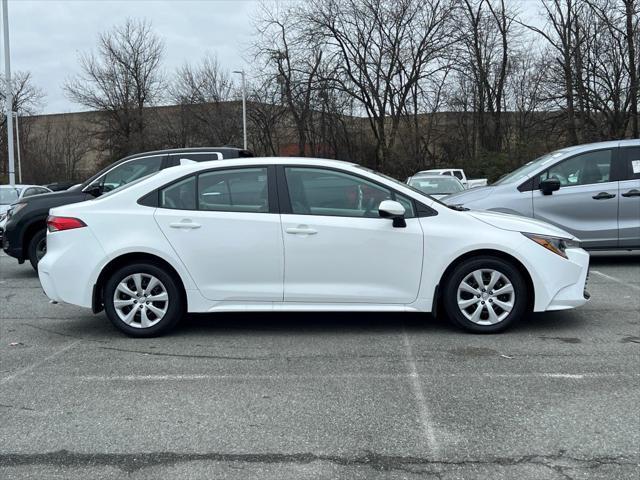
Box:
379, 200, 406, 228
540, 177, 561, 195
85, 185, 103, 197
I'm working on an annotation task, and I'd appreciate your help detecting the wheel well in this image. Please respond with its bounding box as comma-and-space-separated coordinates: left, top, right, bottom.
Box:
23, 219, 47, 253
436, 249, 535, 313
93, 253, 187, 313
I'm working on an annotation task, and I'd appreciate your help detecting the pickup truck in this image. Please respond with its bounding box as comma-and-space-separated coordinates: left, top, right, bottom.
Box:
410, 169, 488, 189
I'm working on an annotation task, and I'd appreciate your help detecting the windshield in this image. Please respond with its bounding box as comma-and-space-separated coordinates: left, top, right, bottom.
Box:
493, 150, 568, 185
0, 187, 20, 205
409, 176, 464, 195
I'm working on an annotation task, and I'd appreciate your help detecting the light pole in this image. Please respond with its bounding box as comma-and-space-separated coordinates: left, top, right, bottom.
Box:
13, 111, 20, 182
233, 70, 247, 150
2, 0, 15, 185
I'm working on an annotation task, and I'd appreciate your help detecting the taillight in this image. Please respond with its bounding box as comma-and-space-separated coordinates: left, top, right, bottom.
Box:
47, 216, 87, 232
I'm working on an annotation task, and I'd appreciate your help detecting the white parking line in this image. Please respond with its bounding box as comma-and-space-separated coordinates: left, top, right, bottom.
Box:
17, 372, 639, 382
591, 270, 640, 291
401, 329, 439, 457
0, 339, 81, 385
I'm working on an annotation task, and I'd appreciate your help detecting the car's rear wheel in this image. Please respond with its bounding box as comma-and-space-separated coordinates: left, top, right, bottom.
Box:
28, 229, 47, 271
103, 263, 184, 337
442, 256, 527, 333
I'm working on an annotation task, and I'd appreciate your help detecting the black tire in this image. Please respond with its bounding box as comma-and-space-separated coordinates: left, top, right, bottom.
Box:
442, 256, 528, 333
103, 262, 184, 337
28, 229, 47, 272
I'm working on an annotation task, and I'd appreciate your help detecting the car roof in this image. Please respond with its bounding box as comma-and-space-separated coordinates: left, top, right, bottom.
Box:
0, 184, 45, 189
123, 146, 254, 161
410, 174, 462, 181
161, 156, 356, 174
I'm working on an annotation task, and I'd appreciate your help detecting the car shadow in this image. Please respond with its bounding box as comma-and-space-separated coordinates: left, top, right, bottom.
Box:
589, 250, 640, 266
179, 311, 456, 336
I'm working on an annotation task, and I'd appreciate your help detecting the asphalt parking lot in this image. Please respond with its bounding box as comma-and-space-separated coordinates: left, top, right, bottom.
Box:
0, 252, 638, 479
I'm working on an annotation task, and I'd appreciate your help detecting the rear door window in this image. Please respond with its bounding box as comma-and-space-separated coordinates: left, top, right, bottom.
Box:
620, 147, 640, 180
198, 168, 269, 213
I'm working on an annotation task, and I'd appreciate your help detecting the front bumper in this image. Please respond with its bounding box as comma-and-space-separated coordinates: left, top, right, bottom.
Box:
544, 248, 590, 311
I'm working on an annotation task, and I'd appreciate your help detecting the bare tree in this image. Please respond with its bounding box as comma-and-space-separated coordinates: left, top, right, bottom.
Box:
0, 71, 44, 180
20, 117, 93, 184
302, 0, 456, 170
65, 18, 165, 161
253, 2, 326, 156
455, 0, 518, 153
166, 54, 242, 147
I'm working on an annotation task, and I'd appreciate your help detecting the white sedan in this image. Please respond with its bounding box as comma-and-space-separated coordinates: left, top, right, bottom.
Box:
38, 158, 590, 337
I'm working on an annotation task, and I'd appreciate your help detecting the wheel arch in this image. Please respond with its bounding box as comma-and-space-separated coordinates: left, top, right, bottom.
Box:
22, 217, 47, 253
435, 249, 535, 314
92, 252, 187, 313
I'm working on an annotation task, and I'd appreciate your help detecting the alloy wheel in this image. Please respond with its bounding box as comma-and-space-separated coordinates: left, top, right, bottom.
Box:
456, 269, 515, 325
113, 273, 169, 329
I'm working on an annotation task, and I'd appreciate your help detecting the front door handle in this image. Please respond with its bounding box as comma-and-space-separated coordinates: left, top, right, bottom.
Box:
621, 189, 640, 198
592, 192, 616, 200
285, 226, 317, 235
170, 221, 201, 229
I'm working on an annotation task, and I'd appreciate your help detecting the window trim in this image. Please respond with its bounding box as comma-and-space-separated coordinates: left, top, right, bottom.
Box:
276, 165, 426, 219
149, 164, 278, 214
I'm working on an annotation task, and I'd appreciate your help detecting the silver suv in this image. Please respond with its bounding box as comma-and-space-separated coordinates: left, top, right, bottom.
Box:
444, 140, 640, 250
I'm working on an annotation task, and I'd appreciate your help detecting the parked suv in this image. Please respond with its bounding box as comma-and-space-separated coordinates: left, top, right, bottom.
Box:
2, 147, 253, 270
444, 140, 640, 250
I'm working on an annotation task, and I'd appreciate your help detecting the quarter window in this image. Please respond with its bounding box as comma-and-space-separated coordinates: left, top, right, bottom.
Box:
285, 167, 414, 218
198, 168, 269, 213
539, 149, 613, 187
160, 176, 196, 210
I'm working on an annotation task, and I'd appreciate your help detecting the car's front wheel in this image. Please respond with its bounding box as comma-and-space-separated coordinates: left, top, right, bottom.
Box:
103, 263, 184, 337
442, 256, 528, 333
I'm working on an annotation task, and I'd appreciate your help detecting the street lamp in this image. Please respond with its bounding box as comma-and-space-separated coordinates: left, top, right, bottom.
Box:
233, 70, 247, 150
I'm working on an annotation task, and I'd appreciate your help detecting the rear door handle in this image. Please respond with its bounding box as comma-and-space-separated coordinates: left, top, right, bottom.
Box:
285, 226, 317, 235
592, 192, 616, 200
621, 189, 640, 198
170, 221, 201, 229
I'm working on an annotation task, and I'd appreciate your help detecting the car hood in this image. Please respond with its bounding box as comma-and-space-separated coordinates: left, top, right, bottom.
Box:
0, 204, 10, 215
19, 189, 86, 204
443, 185, 494, 205
467, 210, 576, 239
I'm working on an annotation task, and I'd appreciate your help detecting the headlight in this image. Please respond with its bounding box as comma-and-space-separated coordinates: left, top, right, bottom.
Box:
0, 212, 6, 222
522, 232, 580, 259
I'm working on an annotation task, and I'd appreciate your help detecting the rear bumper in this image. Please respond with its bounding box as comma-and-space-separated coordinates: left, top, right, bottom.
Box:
38, 228, 106, 308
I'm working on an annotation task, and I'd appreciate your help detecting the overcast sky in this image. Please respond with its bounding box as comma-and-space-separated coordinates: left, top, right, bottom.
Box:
6, 0, 262, 114
5, 0, 541, 115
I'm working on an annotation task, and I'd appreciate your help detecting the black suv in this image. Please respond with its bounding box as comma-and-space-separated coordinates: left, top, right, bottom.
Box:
2, 147, 253, 270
